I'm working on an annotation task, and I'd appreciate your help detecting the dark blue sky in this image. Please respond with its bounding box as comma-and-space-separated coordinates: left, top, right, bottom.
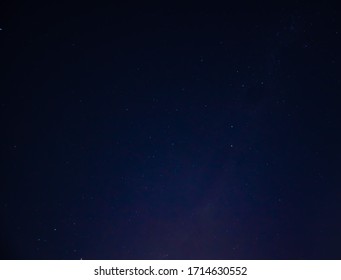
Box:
1, 3, 340, 259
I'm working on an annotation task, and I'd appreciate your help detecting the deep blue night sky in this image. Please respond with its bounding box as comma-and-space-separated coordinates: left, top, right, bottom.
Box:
1, 3, 340, 259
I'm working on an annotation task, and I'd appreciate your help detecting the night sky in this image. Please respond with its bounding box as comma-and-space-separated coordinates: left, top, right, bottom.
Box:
1, 3, 340, 259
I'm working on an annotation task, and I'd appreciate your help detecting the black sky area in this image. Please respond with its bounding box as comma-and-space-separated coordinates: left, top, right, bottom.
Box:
1, 2, 340, 259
